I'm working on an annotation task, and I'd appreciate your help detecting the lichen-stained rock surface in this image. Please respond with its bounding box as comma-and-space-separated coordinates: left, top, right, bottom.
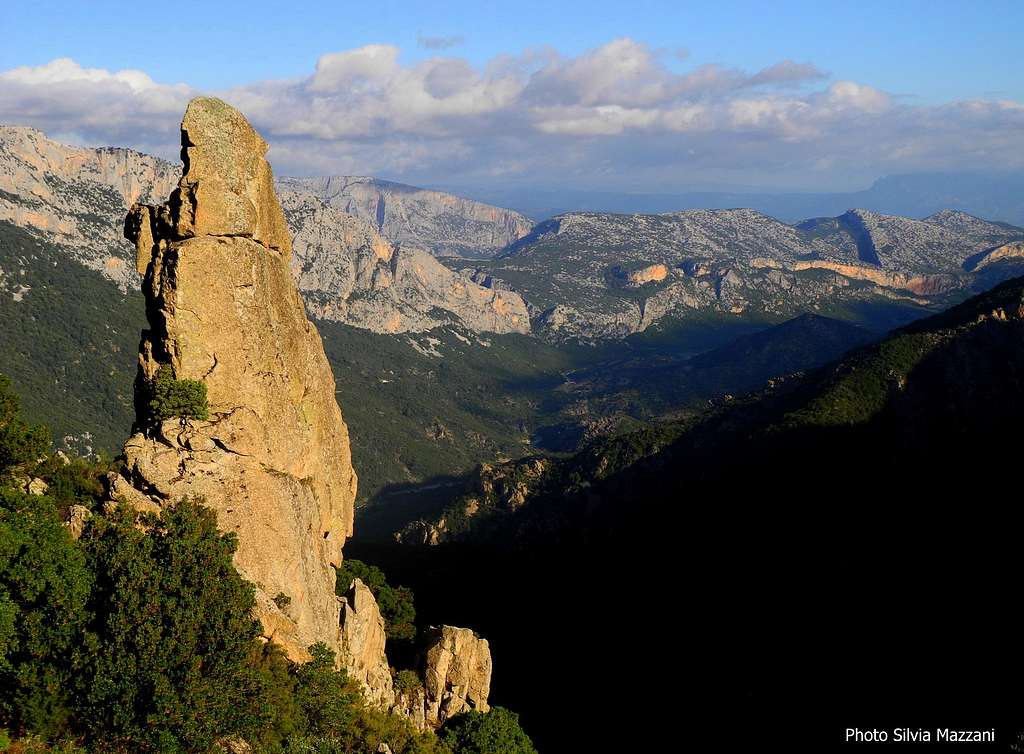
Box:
339, 578, 396, 708
171, 97, 291, 252
422, 625, 492, 727
110, 96, 357, 662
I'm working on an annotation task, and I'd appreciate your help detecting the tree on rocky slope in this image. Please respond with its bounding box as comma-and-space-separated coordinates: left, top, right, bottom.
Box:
75, 500, 269, 752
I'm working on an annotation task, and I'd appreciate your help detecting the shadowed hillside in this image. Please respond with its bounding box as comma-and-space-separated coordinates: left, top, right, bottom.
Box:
355, 276, 1024, 752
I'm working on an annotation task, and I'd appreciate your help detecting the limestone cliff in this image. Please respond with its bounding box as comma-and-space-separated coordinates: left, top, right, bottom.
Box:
0, 125, 177, 289
280, 189, 530, 334
109, 97, 357, 661
279, 176, 532, 258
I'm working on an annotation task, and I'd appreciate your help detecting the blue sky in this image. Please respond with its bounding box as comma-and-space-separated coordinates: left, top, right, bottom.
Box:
1, 0, 1022, 191
3, 0, 1020, 101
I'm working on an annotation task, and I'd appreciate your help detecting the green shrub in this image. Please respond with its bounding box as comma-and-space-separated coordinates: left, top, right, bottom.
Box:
0, 490, 91, 738
393, 670, 422, 696
75, 499, 267, 752
290, 643, 361, 739
439, 707, 537, 754
247, 641, 300, 752
335, 560, 416, 643
145, 365, 209, 423
0, 376, 50, 475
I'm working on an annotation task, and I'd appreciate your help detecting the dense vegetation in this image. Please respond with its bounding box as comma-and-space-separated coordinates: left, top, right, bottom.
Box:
0, 222, 141, 455
0, 376, 534, 754
438, 709, 536, 754
318, 322, 572, 505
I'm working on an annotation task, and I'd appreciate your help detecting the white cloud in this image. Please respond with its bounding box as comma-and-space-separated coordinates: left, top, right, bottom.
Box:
0, 40, 1021, 190
823, 81, 891, 113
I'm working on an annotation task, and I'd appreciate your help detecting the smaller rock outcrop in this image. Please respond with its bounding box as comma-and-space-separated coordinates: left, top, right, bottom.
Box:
11, 475, 48, 496
611, 263, 669, 287
336, 578, 493, 730
422, 626, 492, 727
396, 458, 551, 546
339, 578, 395, 708
392, 685, 428, 731
64, 504, 91, 539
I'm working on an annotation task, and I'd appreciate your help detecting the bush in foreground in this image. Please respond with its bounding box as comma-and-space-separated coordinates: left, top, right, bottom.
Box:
439, 707, 537, 754
75, 500, 267, 752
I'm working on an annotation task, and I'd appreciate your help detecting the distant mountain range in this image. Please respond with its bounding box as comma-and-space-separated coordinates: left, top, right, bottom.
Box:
4, 121, 1024, 498
5, 124, 1023, 345
463, 207, 1024, 339
443, 172, 1024, 225
279, 176, 532, 258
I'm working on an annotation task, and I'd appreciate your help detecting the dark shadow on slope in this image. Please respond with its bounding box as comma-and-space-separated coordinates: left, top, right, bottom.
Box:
351, 280, 1024, 753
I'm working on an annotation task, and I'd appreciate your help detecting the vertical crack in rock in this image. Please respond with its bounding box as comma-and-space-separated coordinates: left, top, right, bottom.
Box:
110, 97, 358, 662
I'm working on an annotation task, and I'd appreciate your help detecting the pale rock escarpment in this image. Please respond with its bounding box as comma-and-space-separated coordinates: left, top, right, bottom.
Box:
109, 97, 357, 662
626, 263, 669, 285
749, 258, 958, 296
280, 190, 530, 334
0, 126, 178, 289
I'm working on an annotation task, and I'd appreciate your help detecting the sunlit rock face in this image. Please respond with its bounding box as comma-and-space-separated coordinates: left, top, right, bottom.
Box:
111, 97, 357, 662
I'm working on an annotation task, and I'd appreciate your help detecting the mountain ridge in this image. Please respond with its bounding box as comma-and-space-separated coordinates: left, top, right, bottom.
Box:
471, 206, 1024, 339
0, 124, 532, 335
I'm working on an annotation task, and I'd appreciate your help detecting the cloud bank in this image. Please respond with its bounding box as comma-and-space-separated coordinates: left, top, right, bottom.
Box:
1, 40, 1021, 190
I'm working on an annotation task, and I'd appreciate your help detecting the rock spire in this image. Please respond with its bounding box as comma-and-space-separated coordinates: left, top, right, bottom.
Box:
111, 96, 357, 661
